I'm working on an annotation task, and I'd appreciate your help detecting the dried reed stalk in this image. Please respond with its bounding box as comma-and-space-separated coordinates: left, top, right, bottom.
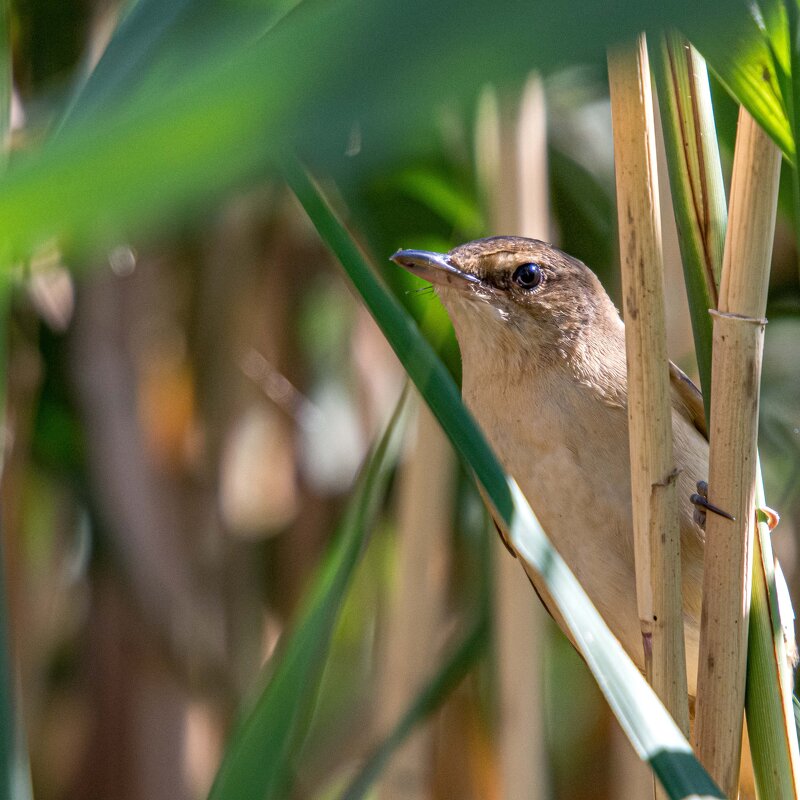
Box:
692, 107, 781, 797
378, 398, 454, 800
608, 35, 690, 750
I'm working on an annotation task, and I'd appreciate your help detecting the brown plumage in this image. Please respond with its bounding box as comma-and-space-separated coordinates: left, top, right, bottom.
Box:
391, 236, 733, 697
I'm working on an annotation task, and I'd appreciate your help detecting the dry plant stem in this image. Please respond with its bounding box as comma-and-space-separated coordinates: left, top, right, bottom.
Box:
608, 35, 689, 748
692, 108, 781, 798
378, 397, 453, 800
476, 76, 549, 800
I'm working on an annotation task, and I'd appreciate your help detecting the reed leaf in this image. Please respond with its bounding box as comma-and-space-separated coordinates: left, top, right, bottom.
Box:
780, 0, 800, 276
747, 476, 800, 796
0, 0, 771, 268
689, 4, 793, 162
651, 34, 726, 416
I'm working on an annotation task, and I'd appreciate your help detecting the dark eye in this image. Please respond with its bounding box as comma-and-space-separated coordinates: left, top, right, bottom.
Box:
512, 262, 543, 290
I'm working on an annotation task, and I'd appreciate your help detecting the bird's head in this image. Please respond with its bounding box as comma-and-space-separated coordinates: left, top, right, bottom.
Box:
391, 236, 622, 372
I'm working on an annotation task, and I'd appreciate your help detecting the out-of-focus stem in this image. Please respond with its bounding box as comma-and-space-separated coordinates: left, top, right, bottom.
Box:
378, 398, 454, 800
476, 75, 550, 800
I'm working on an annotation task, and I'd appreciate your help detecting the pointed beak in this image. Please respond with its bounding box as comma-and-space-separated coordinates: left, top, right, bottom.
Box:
390, 249, 480, 288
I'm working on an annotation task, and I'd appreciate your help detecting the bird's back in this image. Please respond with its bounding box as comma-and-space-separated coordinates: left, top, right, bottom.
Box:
460, 347, 708, 696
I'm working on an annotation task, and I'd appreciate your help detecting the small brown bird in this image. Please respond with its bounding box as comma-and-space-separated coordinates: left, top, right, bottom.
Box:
391, 235, 777, 699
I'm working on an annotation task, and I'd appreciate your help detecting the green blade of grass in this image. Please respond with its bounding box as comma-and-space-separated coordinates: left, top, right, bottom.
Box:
287, 160, 724, 800
340, 605, 488, 800
207, 391, 408, 800
651, 34, 726, 417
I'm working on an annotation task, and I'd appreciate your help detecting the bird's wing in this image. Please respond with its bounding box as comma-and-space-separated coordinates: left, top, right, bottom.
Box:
669, 361, 708, 441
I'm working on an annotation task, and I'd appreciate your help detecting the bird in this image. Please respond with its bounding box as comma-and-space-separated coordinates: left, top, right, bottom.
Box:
390, 235, 792, 701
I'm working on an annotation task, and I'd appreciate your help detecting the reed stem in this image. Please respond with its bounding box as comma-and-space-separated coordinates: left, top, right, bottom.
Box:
692, 107, 782, 797
608, 35, 690, 751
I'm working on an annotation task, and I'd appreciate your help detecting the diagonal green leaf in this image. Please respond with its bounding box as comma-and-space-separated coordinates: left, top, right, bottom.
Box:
58, 0, 301, 130
287, 160, 724, 800
0, 0, 768, 267
207, 391, 407, 800
340, 606, 488, 800
689, 3, 794, 162
745, 471, 800, 795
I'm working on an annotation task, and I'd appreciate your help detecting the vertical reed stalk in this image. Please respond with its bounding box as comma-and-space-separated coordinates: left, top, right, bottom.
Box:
378, 398, 454, 800
608, 35, 690, 756
692, 108, 782, 798
651, 34, 727, 416
653, 33, 800, 798
475, 76, 549, 800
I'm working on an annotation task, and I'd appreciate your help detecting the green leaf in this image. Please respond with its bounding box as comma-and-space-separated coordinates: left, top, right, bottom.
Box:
207, 391, 407, 800
745, 471, 800, 796
780, 0, 800, 275
340, 606, 488, 800
0, 0, 769, 265
287, 161, 724, 800
651, 34, 727, 417
689, 3, 794, 161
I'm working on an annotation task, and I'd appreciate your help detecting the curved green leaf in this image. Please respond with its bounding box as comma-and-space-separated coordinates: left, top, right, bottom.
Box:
689, 3, 793, 161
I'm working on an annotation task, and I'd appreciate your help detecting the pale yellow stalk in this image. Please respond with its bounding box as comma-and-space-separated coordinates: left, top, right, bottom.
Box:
692, 108, 782, 797
608, 35, 690, 756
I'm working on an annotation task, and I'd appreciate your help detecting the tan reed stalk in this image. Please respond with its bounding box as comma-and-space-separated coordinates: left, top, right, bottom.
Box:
608, 35, 690, 754
692, 107, 782, 798
378, 397, 454, 800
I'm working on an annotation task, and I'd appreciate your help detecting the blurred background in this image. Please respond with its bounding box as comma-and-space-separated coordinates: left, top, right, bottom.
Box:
0, 1, 799, 799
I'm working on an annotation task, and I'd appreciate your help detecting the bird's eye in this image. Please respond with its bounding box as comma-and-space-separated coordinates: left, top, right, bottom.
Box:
511, 262, 543, 290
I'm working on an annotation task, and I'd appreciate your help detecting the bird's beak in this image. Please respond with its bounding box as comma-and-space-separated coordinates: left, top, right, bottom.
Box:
390, 249, 480, 288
